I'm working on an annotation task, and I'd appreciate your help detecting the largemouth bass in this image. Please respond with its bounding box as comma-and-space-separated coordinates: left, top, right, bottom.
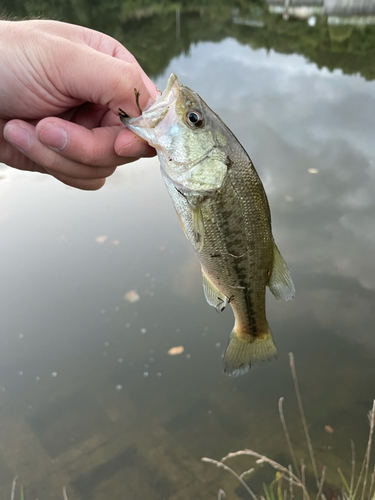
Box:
120, 74, 295, 376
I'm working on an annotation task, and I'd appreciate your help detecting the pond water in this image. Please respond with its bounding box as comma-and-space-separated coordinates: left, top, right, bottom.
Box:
1, 2, 375, 499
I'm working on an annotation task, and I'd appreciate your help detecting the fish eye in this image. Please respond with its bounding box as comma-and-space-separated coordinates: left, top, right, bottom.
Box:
186, 109, 204, 128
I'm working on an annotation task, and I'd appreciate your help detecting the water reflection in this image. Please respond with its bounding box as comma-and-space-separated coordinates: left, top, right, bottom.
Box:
0, 1, 375, 499
268, 0, 375, 24
3, 0, 375, 79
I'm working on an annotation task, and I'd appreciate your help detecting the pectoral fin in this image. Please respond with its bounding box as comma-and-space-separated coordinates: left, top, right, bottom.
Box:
176, 213, 188, 239
202, 269, 227, 312
268, 242, 295, 301
192, 204, 205, 250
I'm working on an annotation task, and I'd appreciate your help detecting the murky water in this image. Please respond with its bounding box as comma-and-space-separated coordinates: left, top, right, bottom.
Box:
1, 2, 375, 499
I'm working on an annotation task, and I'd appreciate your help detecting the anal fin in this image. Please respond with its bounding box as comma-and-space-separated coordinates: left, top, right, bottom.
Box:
202, 269, 227, 312
268, 242, 295, 301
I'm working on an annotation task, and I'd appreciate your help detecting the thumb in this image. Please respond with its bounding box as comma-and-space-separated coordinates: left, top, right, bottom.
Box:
56, 43, 157, 117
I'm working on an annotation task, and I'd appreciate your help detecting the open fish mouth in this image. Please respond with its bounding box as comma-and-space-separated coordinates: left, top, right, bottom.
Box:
120, 73, 181, 132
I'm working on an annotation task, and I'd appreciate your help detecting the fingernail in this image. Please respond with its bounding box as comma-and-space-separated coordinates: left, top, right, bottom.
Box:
38, 124, 67, 151
4, 124, 31, 152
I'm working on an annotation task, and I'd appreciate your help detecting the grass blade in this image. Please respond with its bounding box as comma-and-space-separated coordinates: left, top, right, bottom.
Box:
10, 476, 18, 500
368, 466, 375, 500
221, 449, 310, 500
351, 440, 356, 494
354, 400, 375, 500
279, 397, 301, 479
218, 489, 226, 500
202, 457, 258, 500
289, 352, 319, 488
338, 467, 354, 500
361, 401, 375, 500
263, 483, 272, 500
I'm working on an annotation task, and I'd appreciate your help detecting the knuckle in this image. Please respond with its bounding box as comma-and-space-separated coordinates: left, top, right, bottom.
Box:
79, 142, 97, 166
110, 60, 142, 100
46, 152, 63, 173
91, 165, 116, 180
85, 178, 106, 190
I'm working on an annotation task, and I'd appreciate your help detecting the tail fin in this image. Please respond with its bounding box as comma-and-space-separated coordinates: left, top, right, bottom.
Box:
222, 328, 277, 376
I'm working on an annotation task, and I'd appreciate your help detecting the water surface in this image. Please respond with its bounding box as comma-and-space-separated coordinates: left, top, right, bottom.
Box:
1, 2, 375, 499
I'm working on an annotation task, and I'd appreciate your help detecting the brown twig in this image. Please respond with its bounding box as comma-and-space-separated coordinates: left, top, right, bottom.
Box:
134, 88, 142, 115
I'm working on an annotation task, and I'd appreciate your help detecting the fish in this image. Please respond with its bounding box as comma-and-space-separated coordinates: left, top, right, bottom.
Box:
119, 74, 295, 376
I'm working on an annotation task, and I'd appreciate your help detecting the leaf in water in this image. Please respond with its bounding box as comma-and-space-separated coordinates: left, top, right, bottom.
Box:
168, 346, 184, 355
324, 425, 334, 433
95, 235, 107, 244
124, 290, 140, 303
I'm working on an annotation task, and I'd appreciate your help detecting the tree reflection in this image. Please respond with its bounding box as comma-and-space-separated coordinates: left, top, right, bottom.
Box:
2, 0, 375, 80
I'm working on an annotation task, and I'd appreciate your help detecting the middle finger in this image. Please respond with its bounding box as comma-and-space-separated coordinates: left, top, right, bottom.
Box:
5, 119, 118, 180
36, 118, 154, 168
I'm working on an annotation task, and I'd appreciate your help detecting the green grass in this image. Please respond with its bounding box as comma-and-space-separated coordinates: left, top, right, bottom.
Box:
202, 353, 375, 500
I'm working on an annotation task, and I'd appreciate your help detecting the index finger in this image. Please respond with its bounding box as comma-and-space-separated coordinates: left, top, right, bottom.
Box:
111, 45, 160, 101
56, 44, 155, 117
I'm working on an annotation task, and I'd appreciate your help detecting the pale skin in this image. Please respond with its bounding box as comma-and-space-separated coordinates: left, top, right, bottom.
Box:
0, 19, 159, 190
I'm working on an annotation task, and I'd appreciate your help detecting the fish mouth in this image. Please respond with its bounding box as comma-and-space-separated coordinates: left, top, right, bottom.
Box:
121, 73, 180, 131
141, 73, 180, 128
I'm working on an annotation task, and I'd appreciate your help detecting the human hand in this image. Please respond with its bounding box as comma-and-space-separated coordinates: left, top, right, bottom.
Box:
0, 20, 159, 189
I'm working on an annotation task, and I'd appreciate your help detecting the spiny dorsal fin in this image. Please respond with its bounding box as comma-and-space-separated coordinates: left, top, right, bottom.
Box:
268, 242, 295, 301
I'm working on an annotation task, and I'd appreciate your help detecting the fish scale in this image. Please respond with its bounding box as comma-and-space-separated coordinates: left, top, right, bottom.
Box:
121, 73, 295, 376
200, 174, 272, 336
